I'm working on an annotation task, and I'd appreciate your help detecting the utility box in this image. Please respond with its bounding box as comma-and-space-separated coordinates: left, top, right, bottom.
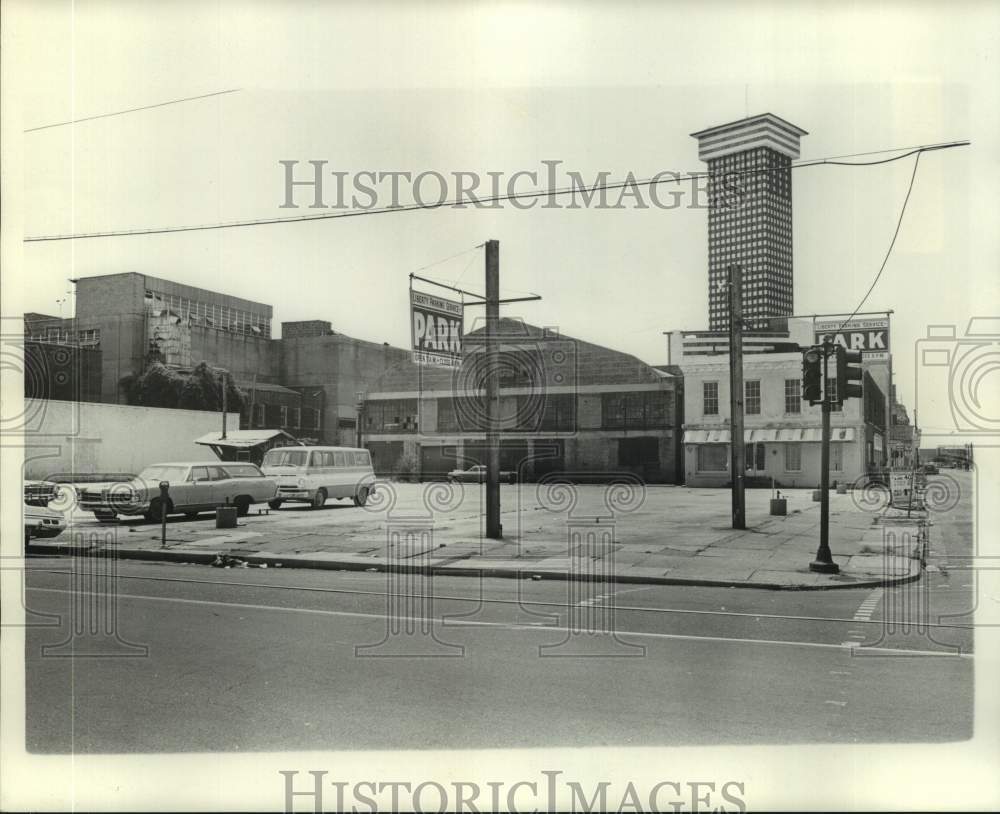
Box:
769, 498, 787, 516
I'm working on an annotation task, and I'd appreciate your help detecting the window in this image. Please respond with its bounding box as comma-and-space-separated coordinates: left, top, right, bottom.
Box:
830, 443, 843, 472
225, 464, 263, 478
189, 466, 210, 482
333, 452, 347, 467
280, 406, 289, 426
354, 451, 370, 466
601, 392, 672, 430
697, 444, 729, 472
784, 443, 802, 472
784, 379, 801, 414
703, 382, 719, 416
289, 407, 301, 429
366, 399, 419, 433
745, 380, 761, 415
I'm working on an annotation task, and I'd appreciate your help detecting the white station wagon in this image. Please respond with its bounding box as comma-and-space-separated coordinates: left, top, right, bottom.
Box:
262, 446, 375, 509
79, 461, 279, 522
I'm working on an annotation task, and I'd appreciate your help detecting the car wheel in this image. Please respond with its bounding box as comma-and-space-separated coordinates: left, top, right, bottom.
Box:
234, 496, 251, 517
353, 486, 369, 507
267, 499, 283, 510
311, 488, 327, 509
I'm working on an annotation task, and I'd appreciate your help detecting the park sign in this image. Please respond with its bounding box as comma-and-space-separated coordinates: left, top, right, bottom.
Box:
814, 316, 890, 361
411, 290, 463, 367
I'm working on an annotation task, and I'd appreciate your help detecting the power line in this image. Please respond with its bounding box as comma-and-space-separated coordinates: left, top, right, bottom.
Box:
831, 152, 923, 333
22, 139, 968, 242
23, 88, 242, 133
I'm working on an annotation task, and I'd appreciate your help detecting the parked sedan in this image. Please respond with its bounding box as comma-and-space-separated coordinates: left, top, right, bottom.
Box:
446, 464, 517, 484
78, 462, 279, 522
24, 502, 66, 543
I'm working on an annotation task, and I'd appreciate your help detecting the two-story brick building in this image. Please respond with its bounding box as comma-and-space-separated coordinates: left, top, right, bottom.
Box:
360, 319, 683, 483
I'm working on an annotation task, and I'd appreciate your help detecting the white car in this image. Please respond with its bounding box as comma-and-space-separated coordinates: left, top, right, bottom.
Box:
262, 446, 376, 509
78, 461, 279, 522
446, 464, 517, 484
24, 502, 66, 543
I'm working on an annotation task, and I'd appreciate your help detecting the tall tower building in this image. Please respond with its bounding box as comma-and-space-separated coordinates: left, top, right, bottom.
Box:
691, 114, 807, 332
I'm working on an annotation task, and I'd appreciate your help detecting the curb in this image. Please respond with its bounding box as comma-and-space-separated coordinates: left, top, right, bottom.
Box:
27, 542, 924, 592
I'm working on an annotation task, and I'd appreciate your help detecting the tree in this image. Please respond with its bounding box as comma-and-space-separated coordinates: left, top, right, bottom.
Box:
120, 361, 247, 413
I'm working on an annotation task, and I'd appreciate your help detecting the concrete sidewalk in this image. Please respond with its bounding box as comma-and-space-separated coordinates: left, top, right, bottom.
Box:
29, 486, 927, 590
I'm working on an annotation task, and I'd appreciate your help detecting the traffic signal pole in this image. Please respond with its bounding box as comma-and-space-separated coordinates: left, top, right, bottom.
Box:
728, 265, 746, 530
810, 341, 839, 574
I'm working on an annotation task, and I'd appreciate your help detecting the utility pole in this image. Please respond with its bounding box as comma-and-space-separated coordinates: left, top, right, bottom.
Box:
727, 265, 746, 530
810, 340, 839, 573
485, 239, 502, 539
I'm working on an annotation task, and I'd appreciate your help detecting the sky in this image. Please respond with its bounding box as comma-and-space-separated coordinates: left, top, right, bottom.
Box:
5, 0, 999, 436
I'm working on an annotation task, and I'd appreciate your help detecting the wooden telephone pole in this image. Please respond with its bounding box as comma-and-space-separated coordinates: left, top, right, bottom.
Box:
728, 265, 746, 530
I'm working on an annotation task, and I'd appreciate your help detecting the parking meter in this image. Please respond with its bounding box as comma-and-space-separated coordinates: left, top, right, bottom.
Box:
159, 481, 170, 547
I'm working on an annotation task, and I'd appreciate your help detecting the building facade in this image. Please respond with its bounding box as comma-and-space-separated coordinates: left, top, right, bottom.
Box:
691, 113, 807, 332
889, 391, 921, 469
680, 351, 887, 488
23, 272, 410, 447
361, 320, 683, 483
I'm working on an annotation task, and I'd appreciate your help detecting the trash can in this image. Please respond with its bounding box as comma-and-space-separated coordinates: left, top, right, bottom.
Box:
216, 505, 238, 529
769, 498, 787, 516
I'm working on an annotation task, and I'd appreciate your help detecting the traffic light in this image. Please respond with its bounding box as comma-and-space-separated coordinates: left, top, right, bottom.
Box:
835, 346, 864, 402
802, 345, 824, 405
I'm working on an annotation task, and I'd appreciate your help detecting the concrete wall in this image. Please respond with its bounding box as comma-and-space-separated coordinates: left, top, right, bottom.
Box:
22, 399, 240, 480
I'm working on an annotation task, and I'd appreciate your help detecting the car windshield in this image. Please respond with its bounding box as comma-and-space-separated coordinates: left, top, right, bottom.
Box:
137, 465, 189, 484
263, 449, 309, 467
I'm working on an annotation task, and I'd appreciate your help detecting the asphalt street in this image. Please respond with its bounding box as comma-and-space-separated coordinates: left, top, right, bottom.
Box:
23, 544, 976, 753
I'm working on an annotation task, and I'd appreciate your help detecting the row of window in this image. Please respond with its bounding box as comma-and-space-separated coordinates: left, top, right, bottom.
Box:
145, 289, 272, 338
364, 391, 675, 434
247, 403, 322, 430
696, 442, 844, 473
702, 378, 845, 417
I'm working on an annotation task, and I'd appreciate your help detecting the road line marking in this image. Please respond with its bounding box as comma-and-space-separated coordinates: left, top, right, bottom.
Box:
27, 568, 975, 629
825, 700, 847, 706
26, 587, 973, 659
829, 670, 851, 675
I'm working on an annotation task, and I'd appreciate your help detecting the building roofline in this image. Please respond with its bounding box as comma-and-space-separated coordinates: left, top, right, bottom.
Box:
690, 112, 809, 140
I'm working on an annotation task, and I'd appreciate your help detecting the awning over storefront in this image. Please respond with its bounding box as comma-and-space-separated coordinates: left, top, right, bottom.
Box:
683, 427, 856, 444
